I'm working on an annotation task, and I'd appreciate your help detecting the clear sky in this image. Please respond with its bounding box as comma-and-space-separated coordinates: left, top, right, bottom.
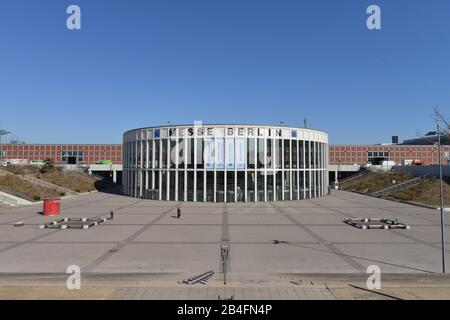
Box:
0, 0, 449, 144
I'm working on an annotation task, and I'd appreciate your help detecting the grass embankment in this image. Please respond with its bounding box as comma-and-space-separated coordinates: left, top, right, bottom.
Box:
35, 170, 97, 193
340, 172, 415, 193
2, 165, 116, 200
0, 174, 60, 201
394, 177, 450, 207
5, 165, 97, 193
340, 171, 450, 207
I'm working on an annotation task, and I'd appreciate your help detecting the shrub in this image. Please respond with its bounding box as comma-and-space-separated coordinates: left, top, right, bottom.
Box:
59, 192, 66, 196
40, 158, 55, 173
32, 195, 41, 201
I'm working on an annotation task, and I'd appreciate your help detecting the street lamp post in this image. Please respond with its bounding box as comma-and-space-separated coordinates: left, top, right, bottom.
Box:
0, 130, 11, 166
437, 123, 446, 273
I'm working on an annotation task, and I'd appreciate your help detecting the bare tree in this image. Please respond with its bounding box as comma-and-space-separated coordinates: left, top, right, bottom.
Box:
415, 109, 450, 145
434, 108, 450, 135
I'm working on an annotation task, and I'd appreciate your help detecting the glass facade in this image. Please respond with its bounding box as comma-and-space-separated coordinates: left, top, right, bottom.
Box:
123, 125, 328, 202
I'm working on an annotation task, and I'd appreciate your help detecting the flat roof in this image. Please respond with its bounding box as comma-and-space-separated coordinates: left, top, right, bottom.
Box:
123, 123, 327, 135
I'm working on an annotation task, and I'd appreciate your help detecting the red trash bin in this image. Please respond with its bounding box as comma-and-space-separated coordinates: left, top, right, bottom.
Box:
43, 198, 61, 216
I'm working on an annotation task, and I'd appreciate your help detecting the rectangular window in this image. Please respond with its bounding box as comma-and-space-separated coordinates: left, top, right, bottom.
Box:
215, 139, 224, 169
247, 138, 256, 169
237, 171, 245, 202
318, 143, 322, 169
276, 171, 282, 200
266, 139, 273, 169
299, 141, 304, 168
257, 171, 265, 201
154, 170, 160, 199
169, 171, 176, 200
257, 138, 265, 169
305, 171, 310, 199
216, 171, 224, 202
266, 173, 274, 201
187, 139, 194, 169
204, 138, 214, 169
305, 141, 310, 169
161, 140, 167, 169
148, 140, 153, 168
225, 139, 235, 170
206, 171, 214, 202
196, 171, 204, 201
147, 170, 153, 199
154, 140, 160, 169
284, 171, 290, 200
169, 139, 176, 168
161, 171, 167, 200
143, 141, 147, 168
178, 139, 185, 168
247, 171, 255, 202
316, 171, 320, 197
187, 171, 194, 201
313, 142, 318, 169
292, 140, 298, 169
178, 171, 184, 201
196, 138, 204, 169
299, 171, 304, 199
235, 138, 246, 169
292, 170, 298, 200
136, 143, 141, 167
284, 139, 290, 169
274, 139, 282, 169
226, 171, 235, 202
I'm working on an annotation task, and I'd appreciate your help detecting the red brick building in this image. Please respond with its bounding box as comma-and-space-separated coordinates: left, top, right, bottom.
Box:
329, 145, 450, 166
0, 144, 122, 165
1, 143, 449, 166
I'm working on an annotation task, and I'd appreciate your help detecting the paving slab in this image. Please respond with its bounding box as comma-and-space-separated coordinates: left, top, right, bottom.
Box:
133, 225, 221, 243
34, 225, 142, 243
0, 243, 116, 273
229, 243, 360, 273
229, 225, 318, 243
90, 243, 219, 273
156, 214, 221, 225
228, 214, 294, 225
0, 189, 447, 276
333, 243, 441, 273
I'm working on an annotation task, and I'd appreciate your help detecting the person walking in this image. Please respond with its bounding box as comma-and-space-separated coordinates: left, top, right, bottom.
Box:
177, 207, 181, 219
109, 210, 114, 220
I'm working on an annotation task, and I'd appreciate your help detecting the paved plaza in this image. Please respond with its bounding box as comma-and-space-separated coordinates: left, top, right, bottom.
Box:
0, 189, 448, 276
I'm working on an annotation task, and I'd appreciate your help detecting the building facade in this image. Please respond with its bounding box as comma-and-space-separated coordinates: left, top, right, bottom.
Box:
329, 145, 450, 166
2, 143, 448, 168
0, 144, 122, 165
123, 124, 329, 202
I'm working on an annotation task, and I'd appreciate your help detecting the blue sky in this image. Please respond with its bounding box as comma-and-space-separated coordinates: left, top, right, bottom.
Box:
0, 0, 449, 144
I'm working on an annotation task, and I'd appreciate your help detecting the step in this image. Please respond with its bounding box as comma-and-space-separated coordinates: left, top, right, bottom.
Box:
373, 175, 431, 196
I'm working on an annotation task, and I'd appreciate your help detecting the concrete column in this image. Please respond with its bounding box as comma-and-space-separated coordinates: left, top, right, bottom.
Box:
113, 170, 117, 184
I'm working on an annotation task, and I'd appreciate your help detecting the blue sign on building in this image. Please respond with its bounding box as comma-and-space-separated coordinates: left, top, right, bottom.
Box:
154, 129, 160, 138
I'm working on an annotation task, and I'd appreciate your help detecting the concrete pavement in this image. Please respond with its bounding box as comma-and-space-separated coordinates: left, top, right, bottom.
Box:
1, 189, 450, 299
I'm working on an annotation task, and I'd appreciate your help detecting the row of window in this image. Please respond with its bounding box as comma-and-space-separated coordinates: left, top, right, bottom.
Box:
3, 145, 121, 151
124, 169, 328, 202
367, 151, 389, 157
331, 146, 442, 151
124, 138, 328, 170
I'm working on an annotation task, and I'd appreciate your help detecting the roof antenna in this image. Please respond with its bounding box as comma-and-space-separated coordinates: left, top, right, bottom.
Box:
303, 118, 308, 129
